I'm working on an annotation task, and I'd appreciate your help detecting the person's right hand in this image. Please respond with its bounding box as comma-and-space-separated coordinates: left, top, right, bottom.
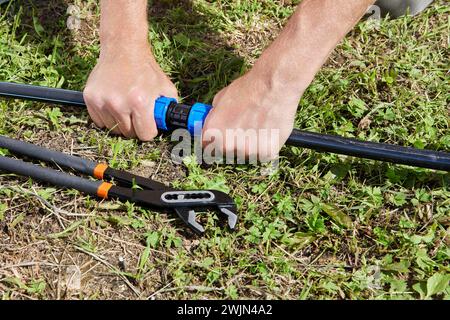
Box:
84, 42, 178, 141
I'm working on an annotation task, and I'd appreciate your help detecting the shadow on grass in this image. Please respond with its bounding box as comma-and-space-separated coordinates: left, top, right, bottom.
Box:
1, 0, 245, 103
1, 0, 97, 89
146, 0, 246, 102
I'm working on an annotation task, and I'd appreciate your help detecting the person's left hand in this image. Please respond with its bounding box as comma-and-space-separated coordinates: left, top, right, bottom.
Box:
202, 70, 302, 162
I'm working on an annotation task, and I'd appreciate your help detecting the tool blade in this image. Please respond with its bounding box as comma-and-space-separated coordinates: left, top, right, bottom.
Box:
174, 208, 205, 234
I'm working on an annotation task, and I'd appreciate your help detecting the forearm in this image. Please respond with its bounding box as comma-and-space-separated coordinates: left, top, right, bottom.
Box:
99, 0, 149, 56
253, 0, 376, 95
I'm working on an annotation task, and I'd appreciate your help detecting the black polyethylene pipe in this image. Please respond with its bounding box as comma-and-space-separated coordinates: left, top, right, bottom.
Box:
287, 130, 450, 171
1, 82, 449, 171
0, 82, 85, 107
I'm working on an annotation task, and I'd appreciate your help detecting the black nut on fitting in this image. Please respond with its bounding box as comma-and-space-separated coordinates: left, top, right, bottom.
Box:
165, 102, 193, 130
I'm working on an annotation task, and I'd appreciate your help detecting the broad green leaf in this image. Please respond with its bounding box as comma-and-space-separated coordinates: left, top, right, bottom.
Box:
412, 281, 427, 299
46, 107, 63, 129
201, 257, 215, 269
389, 279, 407, 294
27, 279, 46, 295
426, 273, 450, 298
321, 204, 353, 229
37, 187, 57, 200
282, 232, 316, 248
146, 231, 160, 248
415, 248, 436, 272
383, 260, 410, 273
0, 148, 9, 156
107, 215, 133, 226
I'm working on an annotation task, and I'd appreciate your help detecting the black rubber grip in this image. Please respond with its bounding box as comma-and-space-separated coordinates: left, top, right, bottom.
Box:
0, 155, 102, 195
287, 129, 450, 171
0, 135, 97, 175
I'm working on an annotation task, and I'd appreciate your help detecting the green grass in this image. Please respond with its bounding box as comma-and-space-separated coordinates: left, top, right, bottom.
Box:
0, 0, 449, 300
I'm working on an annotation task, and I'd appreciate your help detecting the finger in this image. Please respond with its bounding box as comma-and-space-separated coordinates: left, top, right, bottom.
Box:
83, 91, 105, 128
119, 116, 137, 138
131, 98, 158, 141
202, 108, 221, 147
108, 107, 136, 138
202, 127, 224, 160
235, 132, 258, 164
99, 95, 127, 135
124, 90, 157, 141
98, 110, 121, 134
87, 106, 105, 128
259, 130, 282, 162
212, 89, 226, 107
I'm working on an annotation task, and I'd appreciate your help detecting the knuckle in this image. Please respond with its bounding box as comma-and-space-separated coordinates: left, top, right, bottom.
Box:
129, 131, 137, 139
128, 92, 148, 110
105, 95, 123, 113
119, 121, 134, 138
108, 122, 119, 131
83, 87, 94, 100
83, 90, 101, 108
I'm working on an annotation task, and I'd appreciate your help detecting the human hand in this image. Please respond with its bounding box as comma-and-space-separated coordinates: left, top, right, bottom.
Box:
202, 0, 375, 162
84, 43, 178, 141
202, 70, 302, 162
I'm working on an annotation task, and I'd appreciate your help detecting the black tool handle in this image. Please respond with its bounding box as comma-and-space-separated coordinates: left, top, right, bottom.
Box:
0, 135, 97, 175
287, 129, 450, 171
0, 155, 101, 195
0, 134, 169, 190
